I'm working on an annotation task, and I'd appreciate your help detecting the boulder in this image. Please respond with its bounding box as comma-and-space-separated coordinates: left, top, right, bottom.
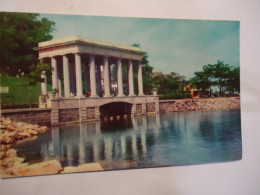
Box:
1, 157, 25, 168
62, 163, 103, 174
27, 129, 39, 136
39, 126, 48, 133
14, 122, 24, 129
16, 132, 31, 139
0, 151, 5, 159
6, 160, 62, 177
99, 160, 137, 170
0, 132, 16, 144
1, 144, 11, 152
0, 168, 15, 178
5, 149, 17, 158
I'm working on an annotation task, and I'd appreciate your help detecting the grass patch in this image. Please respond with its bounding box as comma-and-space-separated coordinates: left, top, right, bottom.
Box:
0, 76, 45, 106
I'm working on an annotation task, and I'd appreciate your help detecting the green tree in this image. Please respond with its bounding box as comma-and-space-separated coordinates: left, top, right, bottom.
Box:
190, 71, 212, 91
22, 62, 51, 107
190, 60, 240, 96
167, 72, 185, 92
227, 66, 240, 93
203, 61, 231, 95
153, 72, 185, 96
152, 74, 168, 94
0, 12, 55, 76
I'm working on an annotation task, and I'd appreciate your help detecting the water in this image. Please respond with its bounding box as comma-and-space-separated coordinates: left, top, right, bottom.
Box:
14, 110, 242, 169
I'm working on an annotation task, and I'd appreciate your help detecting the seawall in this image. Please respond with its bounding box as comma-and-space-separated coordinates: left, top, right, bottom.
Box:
0, 97, 240, 125
0, 108, 51, 125
159, 97, 240, 112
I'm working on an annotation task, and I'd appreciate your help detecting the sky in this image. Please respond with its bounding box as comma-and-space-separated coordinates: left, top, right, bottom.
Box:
41, 14, 240, 79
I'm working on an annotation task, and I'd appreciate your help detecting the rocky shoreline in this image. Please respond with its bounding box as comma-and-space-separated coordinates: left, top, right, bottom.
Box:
159, 97, 240, 112
0, 117, 103, 178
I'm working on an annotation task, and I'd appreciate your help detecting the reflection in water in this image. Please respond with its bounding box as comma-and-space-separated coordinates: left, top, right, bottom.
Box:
14, 110, 242, 168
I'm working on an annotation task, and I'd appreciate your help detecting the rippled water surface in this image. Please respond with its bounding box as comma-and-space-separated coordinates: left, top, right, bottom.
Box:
14, 110, 242, 168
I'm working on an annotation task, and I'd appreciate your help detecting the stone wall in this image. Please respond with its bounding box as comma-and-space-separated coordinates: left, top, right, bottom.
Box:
159, 97, 240, 112
136, 104, 142, 114
147, 103, 156, 112
1, 108, 51, 125
59, 108, 79, 123
86, 107, 95, 119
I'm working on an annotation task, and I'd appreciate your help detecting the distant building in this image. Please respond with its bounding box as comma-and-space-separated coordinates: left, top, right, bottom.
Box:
184, 83, 211, 98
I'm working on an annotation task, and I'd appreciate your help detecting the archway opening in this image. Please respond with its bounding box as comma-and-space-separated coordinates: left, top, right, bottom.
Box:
99, 102, 132, 120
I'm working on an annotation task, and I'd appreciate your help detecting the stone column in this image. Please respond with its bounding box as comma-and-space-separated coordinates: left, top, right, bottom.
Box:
75, 53, 84, 97
117, 58, 124, 97
128, 59, 135, 96
63, 55, 70, 97
51, 57, 58, 91
85, 63, 90, 96
96, 65, 102, 96
103, 56, 111, 97
109, 64, 112, 94
89, 55, 98, 97
69, 63, 76, 96
41, 71, 47, 95
57, 64, 62, 97
138, 61, 144, 96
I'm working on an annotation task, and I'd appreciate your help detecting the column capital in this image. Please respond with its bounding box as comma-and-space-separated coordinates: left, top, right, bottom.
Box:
138, 61, 143, 65
103, 55, 110, 59
89, 54, 95, 60
74, 52, 81, 56
50, 55, 59, 59
62, 53, 70, 57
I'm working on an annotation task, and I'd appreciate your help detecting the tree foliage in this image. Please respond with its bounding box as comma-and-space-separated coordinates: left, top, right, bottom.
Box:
0, 12, 55, 76
23, 62, 52, 87
190, 71, 212, 91
190, 60, 240, 95
153, 72, 186, 95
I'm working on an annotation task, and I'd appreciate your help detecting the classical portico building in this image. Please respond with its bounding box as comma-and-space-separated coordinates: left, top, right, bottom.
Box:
38, 36, 159, 125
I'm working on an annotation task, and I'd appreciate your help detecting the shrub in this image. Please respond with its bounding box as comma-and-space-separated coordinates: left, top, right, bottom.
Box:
159, 92, 191, 100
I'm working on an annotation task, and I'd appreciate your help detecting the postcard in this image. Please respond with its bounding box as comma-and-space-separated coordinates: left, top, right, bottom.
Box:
0, 12, 241, 178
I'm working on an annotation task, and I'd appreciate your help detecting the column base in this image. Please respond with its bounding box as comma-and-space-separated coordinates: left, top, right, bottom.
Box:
104, 94, 112, 97
76, 95, 86, 98
90, 95, 99, 98
117, 94, 125, 97
128, 94, 136, 97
